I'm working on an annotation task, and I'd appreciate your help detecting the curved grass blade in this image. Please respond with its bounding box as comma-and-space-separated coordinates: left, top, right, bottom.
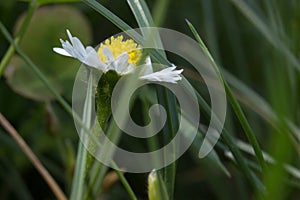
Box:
186, 19, 266, 172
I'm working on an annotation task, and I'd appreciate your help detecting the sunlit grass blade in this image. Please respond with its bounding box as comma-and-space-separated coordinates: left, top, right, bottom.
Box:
127, 0, 154, 27
127, 0, 166, 57
82, 0, 132, 34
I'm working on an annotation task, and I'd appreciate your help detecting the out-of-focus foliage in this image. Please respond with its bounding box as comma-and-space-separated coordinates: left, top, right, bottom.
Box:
4, 5, 92, 101
1, 0, 300, 199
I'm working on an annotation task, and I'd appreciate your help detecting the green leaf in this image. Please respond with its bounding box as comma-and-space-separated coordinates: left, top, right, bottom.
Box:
5, 56, 62, 101
4, 5, 92, 101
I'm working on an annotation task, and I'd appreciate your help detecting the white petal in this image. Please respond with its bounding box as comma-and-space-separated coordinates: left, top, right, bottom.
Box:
61, 40, 76, 57
113, 52, 133, 75
65, 30, 87, 61
139, 65, 183, 83
144, 56, 153, 75
139, 56, 153, 77
85, 46, 107, 71
54, 29, 110, 72
53, 47, 72, 57
70, 37, 86, 60
66, 29, 73, 40
102, 47, 115, 63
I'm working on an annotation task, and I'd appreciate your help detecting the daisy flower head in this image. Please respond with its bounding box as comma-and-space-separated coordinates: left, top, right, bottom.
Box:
53, 29, 183, 83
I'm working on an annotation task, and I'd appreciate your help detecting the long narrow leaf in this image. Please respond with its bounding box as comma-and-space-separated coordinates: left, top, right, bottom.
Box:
186, 19, 266, 172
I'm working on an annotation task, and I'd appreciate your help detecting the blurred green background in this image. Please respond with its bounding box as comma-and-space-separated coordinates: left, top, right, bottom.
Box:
1, 0, 300, 199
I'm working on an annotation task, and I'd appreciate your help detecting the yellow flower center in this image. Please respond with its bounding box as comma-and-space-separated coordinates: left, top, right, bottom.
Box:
97, 35, 142, 66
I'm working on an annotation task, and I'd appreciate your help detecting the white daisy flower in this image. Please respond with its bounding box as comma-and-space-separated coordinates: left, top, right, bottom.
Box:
53, 30, 183, 83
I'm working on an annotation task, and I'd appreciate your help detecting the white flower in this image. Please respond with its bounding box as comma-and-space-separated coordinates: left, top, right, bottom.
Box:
140, 57, 183, 83
53, 30, 107, 71
53, 30, 183, 83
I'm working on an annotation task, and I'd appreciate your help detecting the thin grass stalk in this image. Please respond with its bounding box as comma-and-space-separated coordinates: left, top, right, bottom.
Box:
70, 69, 94, 200
195, 92, 263, 190
0, 0, 37, 77
0, 113, 67, 200
127, 1, 177, 197
0, 8, 137, 200
186, 20, 267, 172
0, 20, 94, 139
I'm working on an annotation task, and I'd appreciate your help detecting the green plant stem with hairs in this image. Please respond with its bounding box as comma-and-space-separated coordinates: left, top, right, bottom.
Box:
83, 70, 137, 200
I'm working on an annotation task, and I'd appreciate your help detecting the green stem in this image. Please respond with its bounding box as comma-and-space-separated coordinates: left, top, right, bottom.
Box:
156, 87, 177, 200
84, 71, 137, 200
0, 0, 37, 77
141, 91, 160, 166
111, 162, 137, 200
83, 71, 118, 200
70, 69, 94, 200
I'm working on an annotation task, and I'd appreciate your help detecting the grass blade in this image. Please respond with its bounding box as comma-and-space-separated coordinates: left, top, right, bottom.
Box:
229, 0, 300, 73
0, 113, 67, 200
70, 69, 94, 200
195, 89, 263, 190
186, 19, 266, 172
127, 1, 176, 198
127, 0, 166, 57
